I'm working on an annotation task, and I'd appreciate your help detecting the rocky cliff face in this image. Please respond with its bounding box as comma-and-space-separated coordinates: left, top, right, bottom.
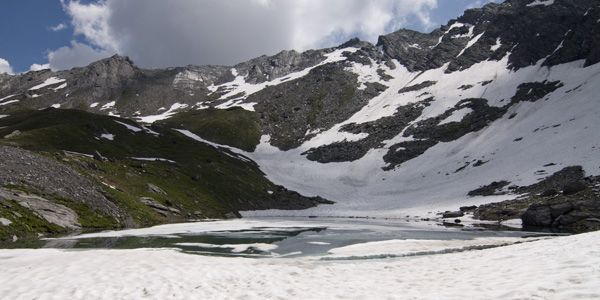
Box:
377, 0, 600, 72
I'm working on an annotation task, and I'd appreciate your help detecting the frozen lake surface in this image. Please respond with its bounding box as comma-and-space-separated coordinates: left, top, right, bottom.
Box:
31, 218, 557, 259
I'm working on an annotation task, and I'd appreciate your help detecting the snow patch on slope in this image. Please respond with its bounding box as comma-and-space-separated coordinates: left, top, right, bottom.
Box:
210, 48, 360, 108
0, 100, 19, 106
100, 133, 114, 140
457, 32, 484, 57
114, 120, 142, 132
29, 77, 66, 90
439, 107, 473, 125
0, 94, 17, 102
527, 0, 555, 7
137, 103, 189, 123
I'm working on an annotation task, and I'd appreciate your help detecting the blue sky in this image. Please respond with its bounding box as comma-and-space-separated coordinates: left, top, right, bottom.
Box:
0, 0, 498, 74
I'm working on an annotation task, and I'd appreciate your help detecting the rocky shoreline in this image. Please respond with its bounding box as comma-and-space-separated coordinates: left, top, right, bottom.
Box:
440, 166, 600, 232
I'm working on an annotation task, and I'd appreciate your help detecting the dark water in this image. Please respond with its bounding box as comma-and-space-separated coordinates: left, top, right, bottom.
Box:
2, 217, 565, 258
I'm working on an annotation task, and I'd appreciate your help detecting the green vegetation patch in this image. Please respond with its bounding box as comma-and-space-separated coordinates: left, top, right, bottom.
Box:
0, 108, 284, 225
159, 107, 262, 152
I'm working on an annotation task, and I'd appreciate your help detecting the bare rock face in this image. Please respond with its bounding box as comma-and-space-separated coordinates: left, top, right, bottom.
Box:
0, 188, 80, 230
377, 0, 600, 72
0, 146, 123, 219
522, 199, 600, 231
234, 49, 326, 84
146, 183, 167, 195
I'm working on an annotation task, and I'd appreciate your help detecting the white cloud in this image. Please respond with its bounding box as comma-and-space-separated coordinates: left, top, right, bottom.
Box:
50, 23, 67, 32
0, 58, 14, 75
48, 40, 113, 70
50, 0, 438, 70
30, 63, 51, 71
64, 0, 119, 52
288, 0, 437, 51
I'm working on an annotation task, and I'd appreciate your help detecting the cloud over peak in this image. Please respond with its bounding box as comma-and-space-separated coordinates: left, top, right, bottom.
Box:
49, 0, 438, 71
0, 58, 14, 75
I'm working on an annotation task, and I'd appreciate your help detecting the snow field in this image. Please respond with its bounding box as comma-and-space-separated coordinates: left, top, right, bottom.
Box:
0, 229, 598, 299
241, 58, 600, 218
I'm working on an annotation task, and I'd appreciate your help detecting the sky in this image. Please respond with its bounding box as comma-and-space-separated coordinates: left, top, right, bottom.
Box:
0, 0, 498, 75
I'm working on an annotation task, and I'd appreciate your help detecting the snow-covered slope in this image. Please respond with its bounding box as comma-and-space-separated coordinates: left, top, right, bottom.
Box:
242, 57, 600, 217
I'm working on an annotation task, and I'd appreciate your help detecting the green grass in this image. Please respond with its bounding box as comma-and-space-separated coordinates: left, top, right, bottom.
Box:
0, 108, 281, 230
158, 107, 262, 152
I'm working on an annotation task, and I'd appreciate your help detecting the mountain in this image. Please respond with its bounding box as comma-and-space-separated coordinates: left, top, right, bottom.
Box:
2, 0, 600, 239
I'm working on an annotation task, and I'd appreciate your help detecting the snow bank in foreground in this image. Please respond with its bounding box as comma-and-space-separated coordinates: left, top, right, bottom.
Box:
0, 231, 598, 299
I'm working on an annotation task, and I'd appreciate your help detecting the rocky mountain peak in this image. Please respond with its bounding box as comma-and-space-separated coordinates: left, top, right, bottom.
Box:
377, 0, 600, 73
233, 49, 327, 84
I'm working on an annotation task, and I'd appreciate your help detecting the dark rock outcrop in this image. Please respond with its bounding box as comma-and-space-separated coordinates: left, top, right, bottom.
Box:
468, 166, 600, 232
522, 199, 600, 231
377, 0, 600, 73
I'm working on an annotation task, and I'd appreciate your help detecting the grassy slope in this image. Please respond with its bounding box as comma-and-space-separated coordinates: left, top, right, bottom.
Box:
0, 108, 281, 237
158, 107, 262, 152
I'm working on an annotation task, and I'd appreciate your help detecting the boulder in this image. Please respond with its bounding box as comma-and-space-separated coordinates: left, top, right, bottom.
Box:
442, 211, 464, 218
521, 204, 553, 227
459, 205, 477, 212
146, 183, 167, 195
562, 181, 587, 195
139, 197, 169, 211
0, 189, 81, 230
93, 150, 105, 162
523, 199, 600, 229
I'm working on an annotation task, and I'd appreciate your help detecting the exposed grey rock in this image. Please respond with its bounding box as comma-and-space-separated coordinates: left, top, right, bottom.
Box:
376, 0, 600, 73
398, 81, 437, 94
562, 181, 587, 195
468, 181, 511, 197
509, 81, 564, 104
0, 146, 124, 220
93, 150, 105, 162
460, 205, 477, 212
234, 49, 326, 84
250, 59, 387, 150
523, 198, 600, 230
464, 166, 600, 231
0, 217, 12, 226
146, 183, 167, 195
304, 101, 424, 164
224, 212, 238, 219
0, 188, 80, 230
4, 130, 20, 139
442, 211, 464, 218
139, 197, 169, 211
521, 204, 553, 227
